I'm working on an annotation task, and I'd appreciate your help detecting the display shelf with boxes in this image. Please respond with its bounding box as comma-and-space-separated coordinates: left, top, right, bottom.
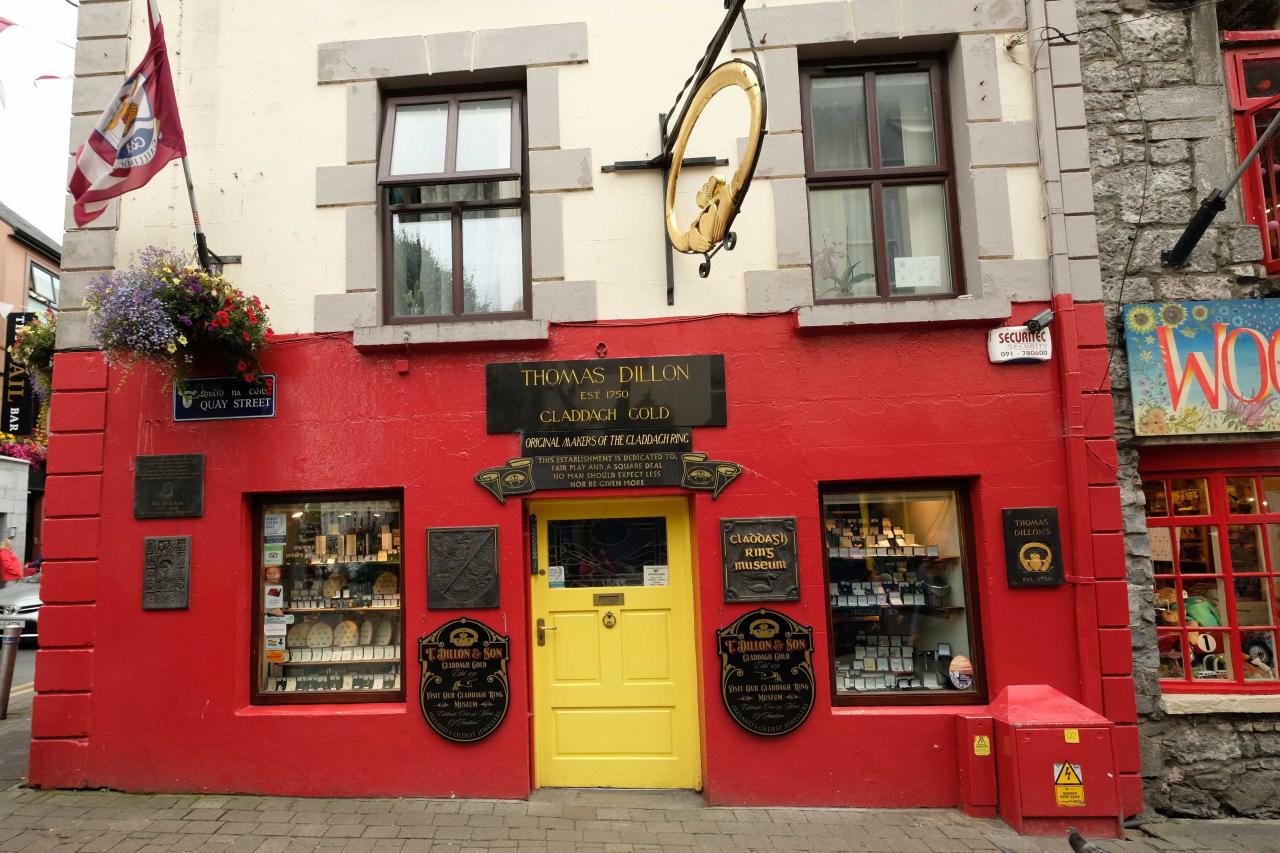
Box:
822, 484, 983, 705
253, 493, 405, 704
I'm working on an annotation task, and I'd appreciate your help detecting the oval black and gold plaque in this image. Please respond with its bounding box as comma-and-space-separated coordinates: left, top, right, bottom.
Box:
716, 608, 814, 736
418, 618, 510, 743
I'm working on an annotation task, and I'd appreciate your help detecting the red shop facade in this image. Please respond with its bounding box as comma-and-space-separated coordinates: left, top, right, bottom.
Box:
30, 305, 1138, 835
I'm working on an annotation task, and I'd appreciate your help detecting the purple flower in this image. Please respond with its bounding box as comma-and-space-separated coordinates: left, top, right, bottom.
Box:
178, 315, 192, 327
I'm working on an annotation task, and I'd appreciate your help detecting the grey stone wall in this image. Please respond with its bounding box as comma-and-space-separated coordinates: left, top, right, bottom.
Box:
0, 458, 30, 564
1079, 0, 1280, 818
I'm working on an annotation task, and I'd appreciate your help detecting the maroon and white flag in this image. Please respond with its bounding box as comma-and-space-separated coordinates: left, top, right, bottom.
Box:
68, 0, 186, 226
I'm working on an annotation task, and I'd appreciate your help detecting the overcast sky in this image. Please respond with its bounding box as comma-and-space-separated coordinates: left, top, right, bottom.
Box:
0, 0, 76, 241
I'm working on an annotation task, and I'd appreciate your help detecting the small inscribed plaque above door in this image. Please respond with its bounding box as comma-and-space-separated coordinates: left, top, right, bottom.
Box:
428, 527, 500, 609
142, 536, 191, 610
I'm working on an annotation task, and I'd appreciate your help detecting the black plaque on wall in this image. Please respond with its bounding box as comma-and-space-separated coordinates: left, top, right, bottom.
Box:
486, 355, 726, 434
134, 454, 204, 519
716, 609, 815, 737
721, 517, 799, 603
1002, 507, 1065, 587
418, 618, 510, 743
142, 536, 191, 610
428, 527, 499, 609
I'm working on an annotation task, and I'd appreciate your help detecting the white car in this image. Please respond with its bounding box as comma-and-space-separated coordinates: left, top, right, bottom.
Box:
0, 574, 41, 638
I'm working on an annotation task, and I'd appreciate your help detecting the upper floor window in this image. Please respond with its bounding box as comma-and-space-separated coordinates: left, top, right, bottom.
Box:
27, 262, 58, 312
1225, 39, 1280, 275
1144, 472, 1280, 692
802, 61, 961, 303
378, 91, 529, 323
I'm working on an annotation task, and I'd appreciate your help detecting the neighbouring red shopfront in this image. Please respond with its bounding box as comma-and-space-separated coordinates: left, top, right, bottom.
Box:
30, 305, 1139, 835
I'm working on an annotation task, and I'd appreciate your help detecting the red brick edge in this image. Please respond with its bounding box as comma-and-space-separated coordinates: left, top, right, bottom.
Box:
29, 352, 108, 787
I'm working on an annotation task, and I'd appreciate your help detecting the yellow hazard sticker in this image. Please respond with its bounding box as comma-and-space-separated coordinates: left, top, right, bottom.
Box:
1064, 728, 1080, 744
1054, 761, 1085, 807
973, 735, 991, 756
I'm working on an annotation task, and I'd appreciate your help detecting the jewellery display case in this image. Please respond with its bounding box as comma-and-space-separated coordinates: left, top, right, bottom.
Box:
253, 493, 405, 703
822, 485, 982, 704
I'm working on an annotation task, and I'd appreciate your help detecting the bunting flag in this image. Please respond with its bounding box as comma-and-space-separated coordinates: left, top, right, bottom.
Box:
0, 17, 14, 34
67, 0, 186, 226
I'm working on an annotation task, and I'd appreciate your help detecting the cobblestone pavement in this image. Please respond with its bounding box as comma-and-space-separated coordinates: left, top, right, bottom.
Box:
0, 786, 1273, 853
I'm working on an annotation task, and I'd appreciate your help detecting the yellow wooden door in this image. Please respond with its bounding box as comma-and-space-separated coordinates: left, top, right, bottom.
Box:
530, 497, 701, 789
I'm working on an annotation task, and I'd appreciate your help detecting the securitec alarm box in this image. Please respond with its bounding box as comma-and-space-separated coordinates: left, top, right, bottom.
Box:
988, 685, 1123, 838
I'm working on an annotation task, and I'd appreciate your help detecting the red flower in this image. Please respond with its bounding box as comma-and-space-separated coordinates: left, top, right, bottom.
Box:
243, 332, 251, 342
265, 327, 275, 341
262, 377, 274, 393
243, 372, 255, 382
236, 360, 247, 372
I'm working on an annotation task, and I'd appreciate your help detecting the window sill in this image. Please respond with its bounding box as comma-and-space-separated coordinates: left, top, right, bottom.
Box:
796, 295, 1012, 329
1161, 693, 1280, 715
353, 318, 549, 349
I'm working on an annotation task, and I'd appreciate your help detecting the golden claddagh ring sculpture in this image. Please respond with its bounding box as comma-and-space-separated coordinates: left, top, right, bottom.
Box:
664, 59, 767, 275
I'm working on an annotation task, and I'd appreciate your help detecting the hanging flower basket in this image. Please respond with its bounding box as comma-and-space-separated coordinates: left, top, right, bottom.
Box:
8, 308, 55, 401
85, 247, 274, 387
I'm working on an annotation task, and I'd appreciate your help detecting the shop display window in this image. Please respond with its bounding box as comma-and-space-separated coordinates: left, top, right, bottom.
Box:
821, 484, 983, 705
1144, 474, 1280, 691
252, 493, 404, 704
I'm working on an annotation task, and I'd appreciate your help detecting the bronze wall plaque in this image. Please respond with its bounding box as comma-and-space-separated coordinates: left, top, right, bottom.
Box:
418, 618, 510, 743
134, 454, 204, 519
142, 536, 191, 610
717, 608, 814, 736
428, 527, 500, 609
721, 517, 799, 602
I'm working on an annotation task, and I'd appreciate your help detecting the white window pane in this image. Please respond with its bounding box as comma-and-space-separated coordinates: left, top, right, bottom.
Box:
809, 187, 877, 299
30, 266, 56, 302
884, 184, 952, 296
876, 72, 937, 167
456, 99, 513, 172
810, 77, 869, 171
392, 212, 452, 316
389, 103, 447, 176
462, 209, 523, 313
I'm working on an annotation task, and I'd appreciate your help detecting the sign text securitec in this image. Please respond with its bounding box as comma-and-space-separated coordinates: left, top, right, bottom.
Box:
988, 326, 1052, 364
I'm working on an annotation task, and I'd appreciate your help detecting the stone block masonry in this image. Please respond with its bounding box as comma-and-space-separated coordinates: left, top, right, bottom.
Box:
1078, 0, 1277, 819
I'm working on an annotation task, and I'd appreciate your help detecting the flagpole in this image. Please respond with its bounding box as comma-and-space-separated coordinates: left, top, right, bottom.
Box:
180, 155, 211, 270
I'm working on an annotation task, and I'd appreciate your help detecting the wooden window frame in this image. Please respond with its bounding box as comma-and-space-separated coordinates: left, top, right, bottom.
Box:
818, 479, 987, 708
1224, 40, 1280, 275
377, 89, 531, 325
250, 490, 407, 706
800, 58, 966, 304
1144, 471, 1280, 694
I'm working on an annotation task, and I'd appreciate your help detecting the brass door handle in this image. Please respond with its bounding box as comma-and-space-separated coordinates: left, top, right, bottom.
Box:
602, 611, 617, 629
536, 617, 557, 646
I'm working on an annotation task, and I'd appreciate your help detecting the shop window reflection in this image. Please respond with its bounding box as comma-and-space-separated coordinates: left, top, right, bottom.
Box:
1170, 478, 1210, 516
1227, 477, 1260, 514
1143, 480, 1169, 516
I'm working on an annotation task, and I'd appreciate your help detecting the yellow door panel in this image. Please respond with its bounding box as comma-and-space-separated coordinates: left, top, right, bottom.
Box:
553, 708, 676, 755
531, 497, 700, 790
621, 611, 673, 682
550, 611, 603, 683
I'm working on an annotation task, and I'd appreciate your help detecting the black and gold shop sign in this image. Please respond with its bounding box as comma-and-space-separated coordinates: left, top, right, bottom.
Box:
486, 355, 726, 434
721, 518, 799, 603
1002, 507, 1065, 587
717, 609, 814, 737
475, 451, 742, 503
418, 618, 510, 743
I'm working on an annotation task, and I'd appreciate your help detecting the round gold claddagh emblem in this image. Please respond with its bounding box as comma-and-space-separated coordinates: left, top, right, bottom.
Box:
665, 59, 767, 271
1018, 542, 1054, 573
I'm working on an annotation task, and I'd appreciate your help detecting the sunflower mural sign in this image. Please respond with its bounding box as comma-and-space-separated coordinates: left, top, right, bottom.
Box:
1124, 300, 1280, 436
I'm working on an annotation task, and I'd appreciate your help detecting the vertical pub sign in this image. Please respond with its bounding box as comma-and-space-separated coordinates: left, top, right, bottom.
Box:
2, 313, 35, 436
1002, 507, 1064, 587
